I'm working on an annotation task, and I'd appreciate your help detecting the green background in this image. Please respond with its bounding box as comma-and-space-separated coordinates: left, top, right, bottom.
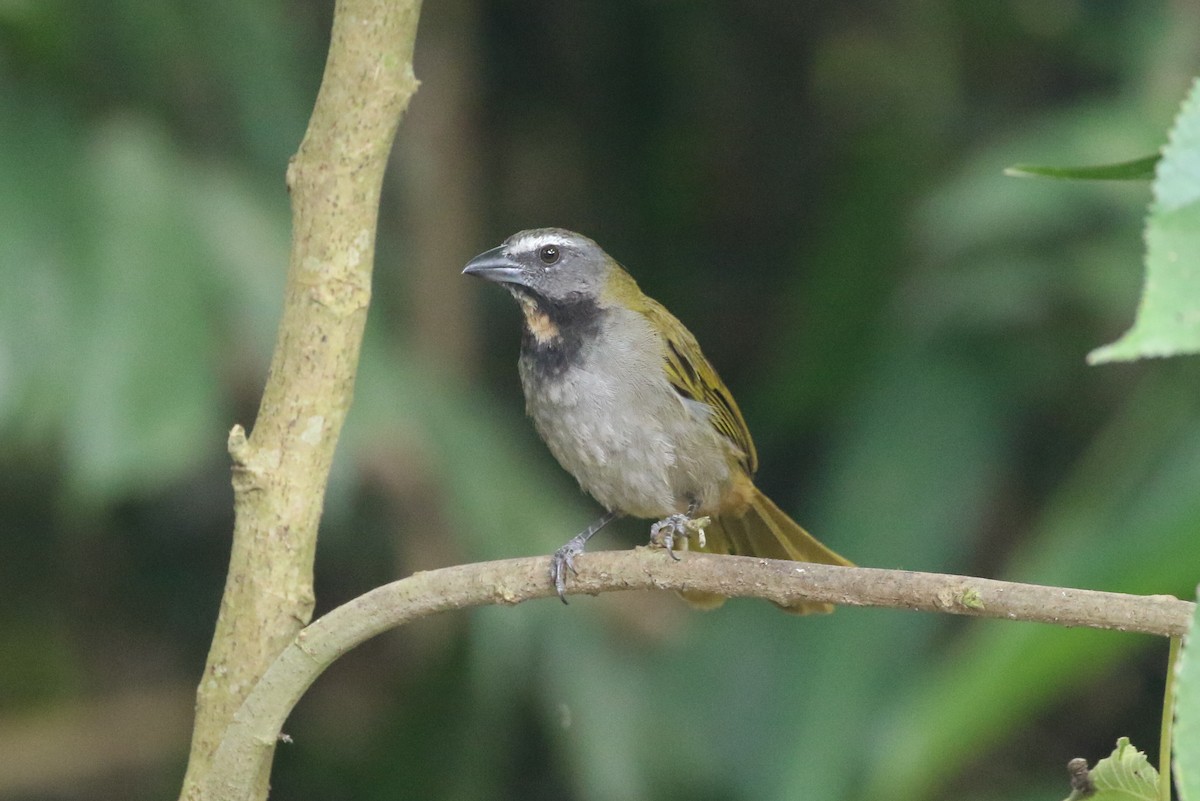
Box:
0, 2, 1197, 800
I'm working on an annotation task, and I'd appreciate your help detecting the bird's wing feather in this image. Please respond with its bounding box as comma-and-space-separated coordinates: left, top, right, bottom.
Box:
634, 296, 758, 475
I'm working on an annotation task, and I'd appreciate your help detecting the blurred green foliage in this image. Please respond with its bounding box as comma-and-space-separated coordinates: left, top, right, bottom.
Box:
1, 2, 1198, 801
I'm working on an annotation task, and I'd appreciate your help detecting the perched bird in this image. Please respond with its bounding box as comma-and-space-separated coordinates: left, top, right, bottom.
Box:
463, 228, 851, 613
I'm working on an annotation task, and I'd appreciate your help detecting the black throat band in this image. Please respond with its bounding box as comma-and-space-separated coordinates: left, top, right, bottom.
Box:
512, 289, 604, 379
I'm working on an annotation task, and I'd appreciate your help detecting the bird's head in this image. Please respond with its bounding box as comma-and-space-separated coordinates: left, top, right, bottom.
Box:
462, 228, 617, 306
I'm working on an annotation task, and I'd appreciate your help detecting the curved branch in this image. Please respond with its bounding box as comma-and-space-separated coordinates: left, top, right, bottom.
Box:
202, 550, 1193, 800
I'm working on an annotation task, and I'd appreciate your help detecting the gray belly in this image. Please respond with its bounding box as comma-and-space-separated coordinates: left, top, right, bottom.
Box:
519, 352, 732, 519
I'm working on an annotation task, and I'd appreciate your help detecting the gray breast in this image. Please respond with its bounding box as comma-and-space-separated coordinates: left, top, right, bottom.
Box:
518, 307, 732, 519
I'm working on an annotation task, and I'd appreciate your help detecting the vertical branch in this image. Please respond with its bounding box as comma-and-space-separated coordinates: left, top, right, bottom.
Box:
179, 2, 423, 800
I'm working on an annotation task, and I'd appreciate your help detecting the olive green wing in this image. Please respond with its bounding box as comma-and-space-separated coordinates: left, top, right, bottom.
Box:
636, 297, 759, 476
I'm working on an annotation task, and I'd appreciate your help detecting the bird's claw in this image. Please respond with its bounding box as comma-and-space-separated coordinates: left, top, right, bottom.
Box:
550, 534, 589, 604
548, 512, 619, 605
649, 514, 710, 560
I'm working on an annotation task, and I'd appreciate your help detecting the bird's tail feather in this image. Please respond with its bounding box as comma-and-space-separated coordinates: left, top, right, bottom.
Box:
678, 485, 851, 614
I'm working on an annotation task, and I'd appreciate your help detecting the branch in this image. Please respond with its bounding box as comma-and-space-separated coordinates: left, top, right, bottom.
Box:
202, 550, 1193, 801
179, 2, 422, 800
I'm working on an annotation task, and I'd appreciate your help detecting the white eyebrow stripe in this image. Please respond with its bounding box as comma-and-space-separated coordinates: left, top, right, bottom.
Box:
509, 232, 565, 254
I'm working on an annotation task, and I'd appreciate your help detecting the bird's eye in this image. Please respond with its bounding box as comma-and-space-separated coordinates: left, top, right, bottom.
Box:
538, 245, 560, 265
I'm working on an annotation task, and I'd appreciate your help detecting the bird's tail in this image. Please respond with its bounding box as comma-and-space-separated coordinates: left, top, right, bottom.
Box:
679, 484, 852, 615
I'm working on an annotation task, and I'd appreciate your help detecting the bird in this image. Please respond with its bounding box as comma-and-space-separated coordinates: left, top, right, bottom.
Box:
463, 228, 852, 613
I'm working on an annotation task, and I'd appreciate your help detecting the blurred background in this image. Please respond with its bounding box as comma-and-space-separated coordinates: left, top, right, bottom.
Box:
1, 1, 1199, 799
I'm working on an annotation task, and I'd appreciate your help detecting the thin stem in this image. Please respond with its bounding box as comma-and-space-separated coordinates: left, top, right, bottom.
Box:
1161, 636, 1182, 801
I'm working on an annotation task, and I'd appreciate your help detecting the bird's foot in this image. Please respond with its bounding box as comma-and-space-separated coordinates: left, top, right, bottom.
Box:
549, 512, 619, 605
649, 514, 711, 560
550, 534, 589, 604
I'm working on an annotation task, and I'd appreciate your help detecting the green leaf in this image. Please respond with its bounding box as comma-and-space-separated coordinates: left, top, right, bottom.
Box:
1005, 154, 1160, 181
1063, 738, 1159, 801
1175, 589, 1200, 801
1090, 78, 1200, 363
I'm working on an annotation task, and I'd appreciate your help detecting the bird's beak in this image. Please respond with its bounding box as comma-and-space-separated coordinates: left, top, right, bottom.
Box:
462, 246, 525, 285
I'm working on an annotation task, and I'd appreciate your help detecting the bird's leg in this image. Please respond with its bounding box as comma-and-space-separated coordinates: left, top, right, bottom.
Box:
551, 511, 618, 604
649, 499, 711, 561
